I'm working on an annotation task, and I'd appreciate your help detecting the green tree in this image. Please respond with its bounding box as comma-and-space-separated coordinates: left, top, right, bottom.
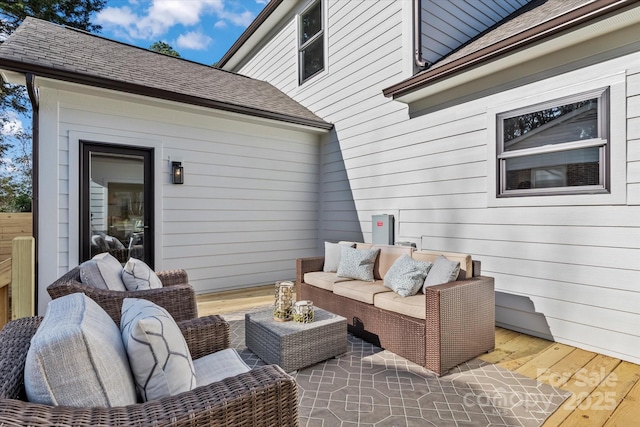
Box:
149, 41, 181, 57
0, 0, 105, 35
0, 127, 32, 212
0, 0, 106, 211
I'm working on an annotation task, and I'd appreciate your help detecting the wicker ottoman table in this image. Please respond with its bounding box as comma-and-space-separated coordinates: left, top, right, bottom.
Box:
245, 307, 347, 372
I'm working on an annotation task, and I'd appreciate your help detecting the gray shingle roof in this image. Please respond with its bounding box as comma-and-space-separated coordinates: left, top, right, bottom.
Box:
0, 17, 331, 130
431, 0, 593, 69
383, 0, 634, 99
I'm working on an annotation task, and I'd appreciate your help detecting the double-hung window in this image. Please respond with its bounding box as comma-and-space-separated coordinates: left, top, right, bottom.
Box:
497, 88, 609, 197
299, 0, 324, 84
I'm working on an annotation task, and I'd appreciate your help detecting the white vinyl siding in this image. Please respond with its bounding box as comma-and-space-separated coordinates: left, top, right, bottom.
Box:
36, 82, 322, 314
629, 68, 640, 204
232, 0, 640, 365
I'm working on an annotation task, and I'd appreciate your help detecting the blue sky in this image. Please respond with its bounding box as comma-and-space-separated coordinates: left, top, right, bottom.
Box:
94, 0, 268, 65
2, 1, 267, 167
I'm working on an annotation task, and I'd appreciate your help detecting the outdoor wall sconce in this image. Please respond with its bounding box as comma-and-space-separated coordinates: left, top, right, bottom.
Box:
172, 161, 184, 184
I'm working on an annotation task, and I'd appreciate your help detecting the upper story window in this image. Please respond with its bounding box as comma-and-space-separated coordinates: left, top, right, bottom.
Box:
497, 88, 609, 197
299, 0, 324, 84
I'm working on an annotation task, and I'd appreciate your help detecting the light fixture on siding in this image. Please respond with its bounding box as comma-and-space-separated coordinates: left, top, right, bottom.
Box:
172, 161, 184, 184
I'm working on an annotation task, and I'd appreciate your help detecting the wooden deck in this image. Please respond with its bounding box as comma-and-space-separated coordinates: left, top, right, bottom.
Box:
197, 286, 640, 427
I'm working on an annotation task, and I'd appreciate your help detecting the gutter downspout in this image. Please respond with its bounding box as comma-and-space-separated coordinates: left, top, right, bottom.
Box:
414, 0, 429, 69
25, 73, 38, 314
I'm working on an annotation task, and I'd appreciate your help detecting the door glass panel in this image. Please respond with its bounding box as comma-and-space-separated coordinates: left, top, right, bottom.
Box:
89, 153, 145, 264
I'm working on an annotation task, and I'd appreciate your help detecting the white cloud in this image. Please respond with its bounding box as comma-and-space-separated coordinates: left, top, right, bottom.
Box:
95, 6, 138, 28
214, 20, 227, 29
0, 158, 19, 174
95, 0, 253, 41
176, 31, 212, 50
218, 10, 254, 27
1, 111, 23, 137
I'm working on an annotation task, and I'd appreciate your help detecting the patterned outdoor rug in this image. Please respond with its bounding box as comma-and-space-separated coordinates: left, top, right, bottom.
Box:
223, 307, 570, 427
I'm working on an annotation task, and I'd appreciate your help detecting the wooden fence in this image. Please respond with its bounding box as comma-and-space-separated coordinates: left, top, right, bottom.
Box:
0, 213, 32, 259
0, 213, 34, 329
0, 238, 35, 329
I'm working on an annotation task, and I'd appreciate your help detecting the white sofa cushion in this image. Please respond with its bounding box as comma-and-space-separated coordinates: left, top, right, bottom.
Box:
422, 255, 461, 292
121, 298, 196, 402
25, 293, 137, 407
79, 252, 127, 291
384, 254, 432, 297
333, 280, 391, 304
193, 348, 251, 387
374, 291, 426, 320
304, 271, 353, 291
337, 246, 380, 282
122, 258, 163, 291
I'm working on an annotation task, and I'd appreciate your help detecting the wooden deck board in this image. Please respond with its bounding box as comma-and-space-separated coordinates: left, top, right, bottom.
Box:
556, 361, 640, 426
516, 343, 576, 379
196, 286, 640, 427
603, 376, 640, 426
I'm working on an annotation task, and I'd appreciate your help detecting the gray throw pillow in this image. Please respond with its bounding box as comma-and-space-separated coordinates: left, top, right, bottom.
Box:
121, 298, 196, 402
323, 241, 355, 272
79, 252, 127, 291
336, 246, 380, 282
24, 293, 137, 407
193, 348, 251, 387
384, 254, 432, 297
122, 258, 163, 291
422, 255, 461, 292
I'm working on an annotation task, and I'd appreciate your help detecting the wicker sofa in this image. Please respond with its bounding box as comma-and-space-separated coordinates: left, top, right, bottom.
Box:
0, 314, 299, 426
296, 243, 495, 375
47, 266, 198, 327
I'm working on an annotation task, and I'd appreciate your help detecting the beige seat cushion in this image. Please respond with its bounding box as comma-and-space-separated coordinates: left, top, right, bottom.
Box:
412, 250, 473, 279
372, 245, 416, 280
333, 280, 391, 304
304, 271, 353, 291
374, 292, 426, 320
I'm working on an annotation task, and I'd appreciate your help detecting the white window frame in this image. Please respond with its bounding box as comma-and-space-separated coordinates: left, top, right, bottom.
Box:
496, 88, 610, 197
298, 0, 325, 85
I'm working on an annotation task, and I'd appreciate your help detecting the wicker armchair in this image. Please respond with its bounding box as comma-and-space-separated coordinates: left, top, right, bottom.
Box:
0, 315, 300, 427
47, 266, 198, 326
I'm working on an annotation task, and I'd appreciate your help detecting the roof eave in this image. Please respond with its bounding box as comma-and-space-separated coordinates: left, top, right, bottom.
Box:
383, 0, 638, 103
217, 0, 297, 70
0, 59, 333, 132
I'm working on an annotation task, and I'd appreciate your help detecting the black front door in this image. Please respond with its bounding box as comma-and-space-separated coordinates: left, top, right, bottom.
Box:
80, 142, 154, 267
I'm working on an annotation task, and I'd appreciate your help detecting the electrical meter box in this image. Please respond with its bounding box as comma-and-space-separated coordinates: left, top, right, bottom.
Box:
372, 214, 394, 245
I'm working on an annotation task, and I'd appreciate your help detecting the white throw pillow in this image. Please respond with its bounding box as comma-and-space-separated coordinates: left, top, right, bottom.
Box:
323, 242, 355, 272
336, 246, 380, 282
79, 252, 127, 291
384, 254, 432, 297
120, 298, 196, 402
24, 293, 137, 407
122, 258, 163, 291
422, 255, 461, 292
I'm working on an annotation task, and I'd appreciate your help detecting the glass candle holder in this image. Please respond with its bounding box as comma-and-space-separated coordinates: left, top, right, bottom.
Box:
273, 281, 294, 321
292, 300, 314, 323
